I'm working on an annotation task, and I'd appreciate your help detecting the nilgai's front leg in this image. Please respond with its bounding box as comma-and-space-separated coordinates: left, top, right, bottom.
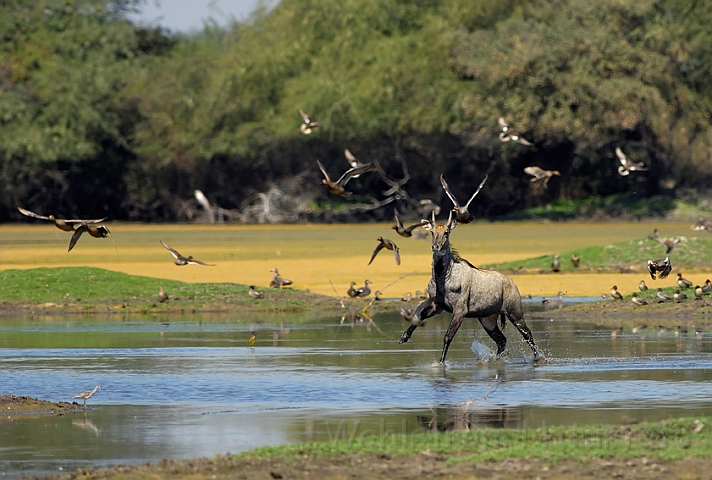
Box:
439, 311, 465, 364
399, 297, 441, 344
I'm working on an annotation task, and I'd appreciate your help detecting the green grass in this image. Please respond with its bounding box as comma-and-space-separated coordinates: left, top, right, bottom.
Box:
487, 236, 712, 276
504, 195, 712, 221
241, 416, 712, 464
0, 267, 340, 313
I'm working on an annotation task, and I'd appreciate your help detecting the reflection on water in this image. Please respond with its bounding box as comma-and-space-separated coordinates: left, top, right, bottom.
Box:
2, 311, 712, 477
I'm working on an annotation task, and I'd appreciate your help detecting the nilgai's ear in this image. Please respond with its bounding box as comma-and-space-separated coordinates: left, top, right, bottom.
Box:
421, 219, 433, 232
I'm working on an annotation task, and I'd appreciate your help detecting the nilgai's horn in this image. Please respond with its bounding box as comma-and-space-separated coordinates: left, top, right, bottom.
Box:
431, 209, 436, 225
446, 209, 453, 228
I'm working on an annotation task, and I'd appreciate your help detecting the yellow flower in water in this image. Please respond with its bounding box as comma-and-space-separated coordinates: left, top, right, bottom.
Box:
248, 334, 256, 348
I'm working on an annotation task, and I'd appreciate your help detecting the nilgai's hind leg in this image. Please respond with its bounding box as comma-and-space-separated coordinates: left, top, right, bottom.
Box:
479, 314, 507, 357
510, 316, 545, 362
439, 312, 465, 364
399, 298, 441, 344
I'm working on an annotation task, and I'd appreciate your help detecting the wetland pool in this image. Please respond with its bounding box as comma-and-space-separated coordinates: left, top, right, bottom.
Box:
2, 309, 712, 477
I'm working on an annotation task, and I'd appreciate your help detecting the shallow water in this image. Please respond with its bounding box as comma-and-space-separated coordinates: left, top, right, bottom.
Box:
2, 310, 712, 477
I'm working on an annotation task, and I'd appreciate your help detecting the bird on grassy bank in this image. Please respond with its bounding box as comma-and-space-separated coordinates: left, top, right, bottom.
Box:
648, 228, 659, 241
639, 280, 649, 292
631, 293, 647, 306
676, 326, 689, 337
695, 285, 703, 299
73, 385, 100, 409
571, 254, 580, 268
317, 159, 373, 197
368, 237, 400, 266
347, 282, 358, 298
677, 273, 693, 289
392, 213, 423, 238
269, 268, 292, 289
353, 280, 372, 298
524, 166, 560, 188
158, 287, 168, 303
658, 325, 670, 336
632, 325, 647, 334
17, 207, 107, 233
647, 257, 672, 280
673, 290, 688, 302
68, 221, 115, 252
691, 219, 712, 232
611, 285, 623, 300
611, 327, 624, 337
657, 288, 673, 303
248, 286, 264, 299
702, 280, 712, 295
551, 254, 560, 273
498, 117, 534, 145
439, 173, 488, 224
298, 109, 321, 135
160, 241, 214, 266
615, 147, 648, 176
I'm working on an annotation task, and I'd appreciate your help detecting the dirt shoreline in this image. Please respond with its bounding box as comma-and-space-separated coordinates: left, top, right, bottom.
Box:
23, 450, 712, 480
0, 395, 86, 421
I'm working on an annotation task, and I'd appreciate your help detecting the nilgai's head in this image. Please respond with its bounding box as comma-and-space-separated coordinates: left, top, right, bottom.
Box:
421, 210, 456, 255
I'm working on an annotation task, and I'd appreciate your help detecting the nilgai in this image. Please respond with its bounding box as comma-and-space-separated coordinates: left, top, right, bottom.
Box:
399, 211, 544, 364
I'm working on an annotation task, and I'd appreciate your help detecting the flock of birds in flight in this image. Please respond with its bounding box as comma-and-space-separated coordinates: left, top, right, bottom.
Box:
15, 112, 711, 309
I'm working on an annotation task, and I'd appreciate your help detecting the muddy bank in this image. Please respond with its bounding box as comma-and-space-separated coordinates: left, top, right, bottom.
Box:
28, 452, 712, 480
0, 395, 84, 421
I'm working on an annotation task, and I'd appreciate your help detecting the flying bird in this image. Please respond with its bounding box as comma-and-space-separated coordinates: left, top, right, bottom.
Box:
298, 109, 321, 134
317, 159, 373, 196
439, 173, 488, 224
615, 147, 648, 176
368, 237, 400, 266
344, 149, 371, 177
68, 221, 115, 252
160, 240, 215, 266
18, 207, 107, 232
392, 213, 423, 238
647, 257, 672, 280
498, 117, 534, 145
524, 166, 560, 188
691, 219, 712, 232
269, 268, 292, 289
659, 237, 682, 254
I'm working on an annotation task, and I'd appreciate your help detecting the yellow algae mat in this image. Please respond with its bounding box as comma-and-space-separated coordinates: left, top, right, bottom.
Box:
0, 220, 701, 298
